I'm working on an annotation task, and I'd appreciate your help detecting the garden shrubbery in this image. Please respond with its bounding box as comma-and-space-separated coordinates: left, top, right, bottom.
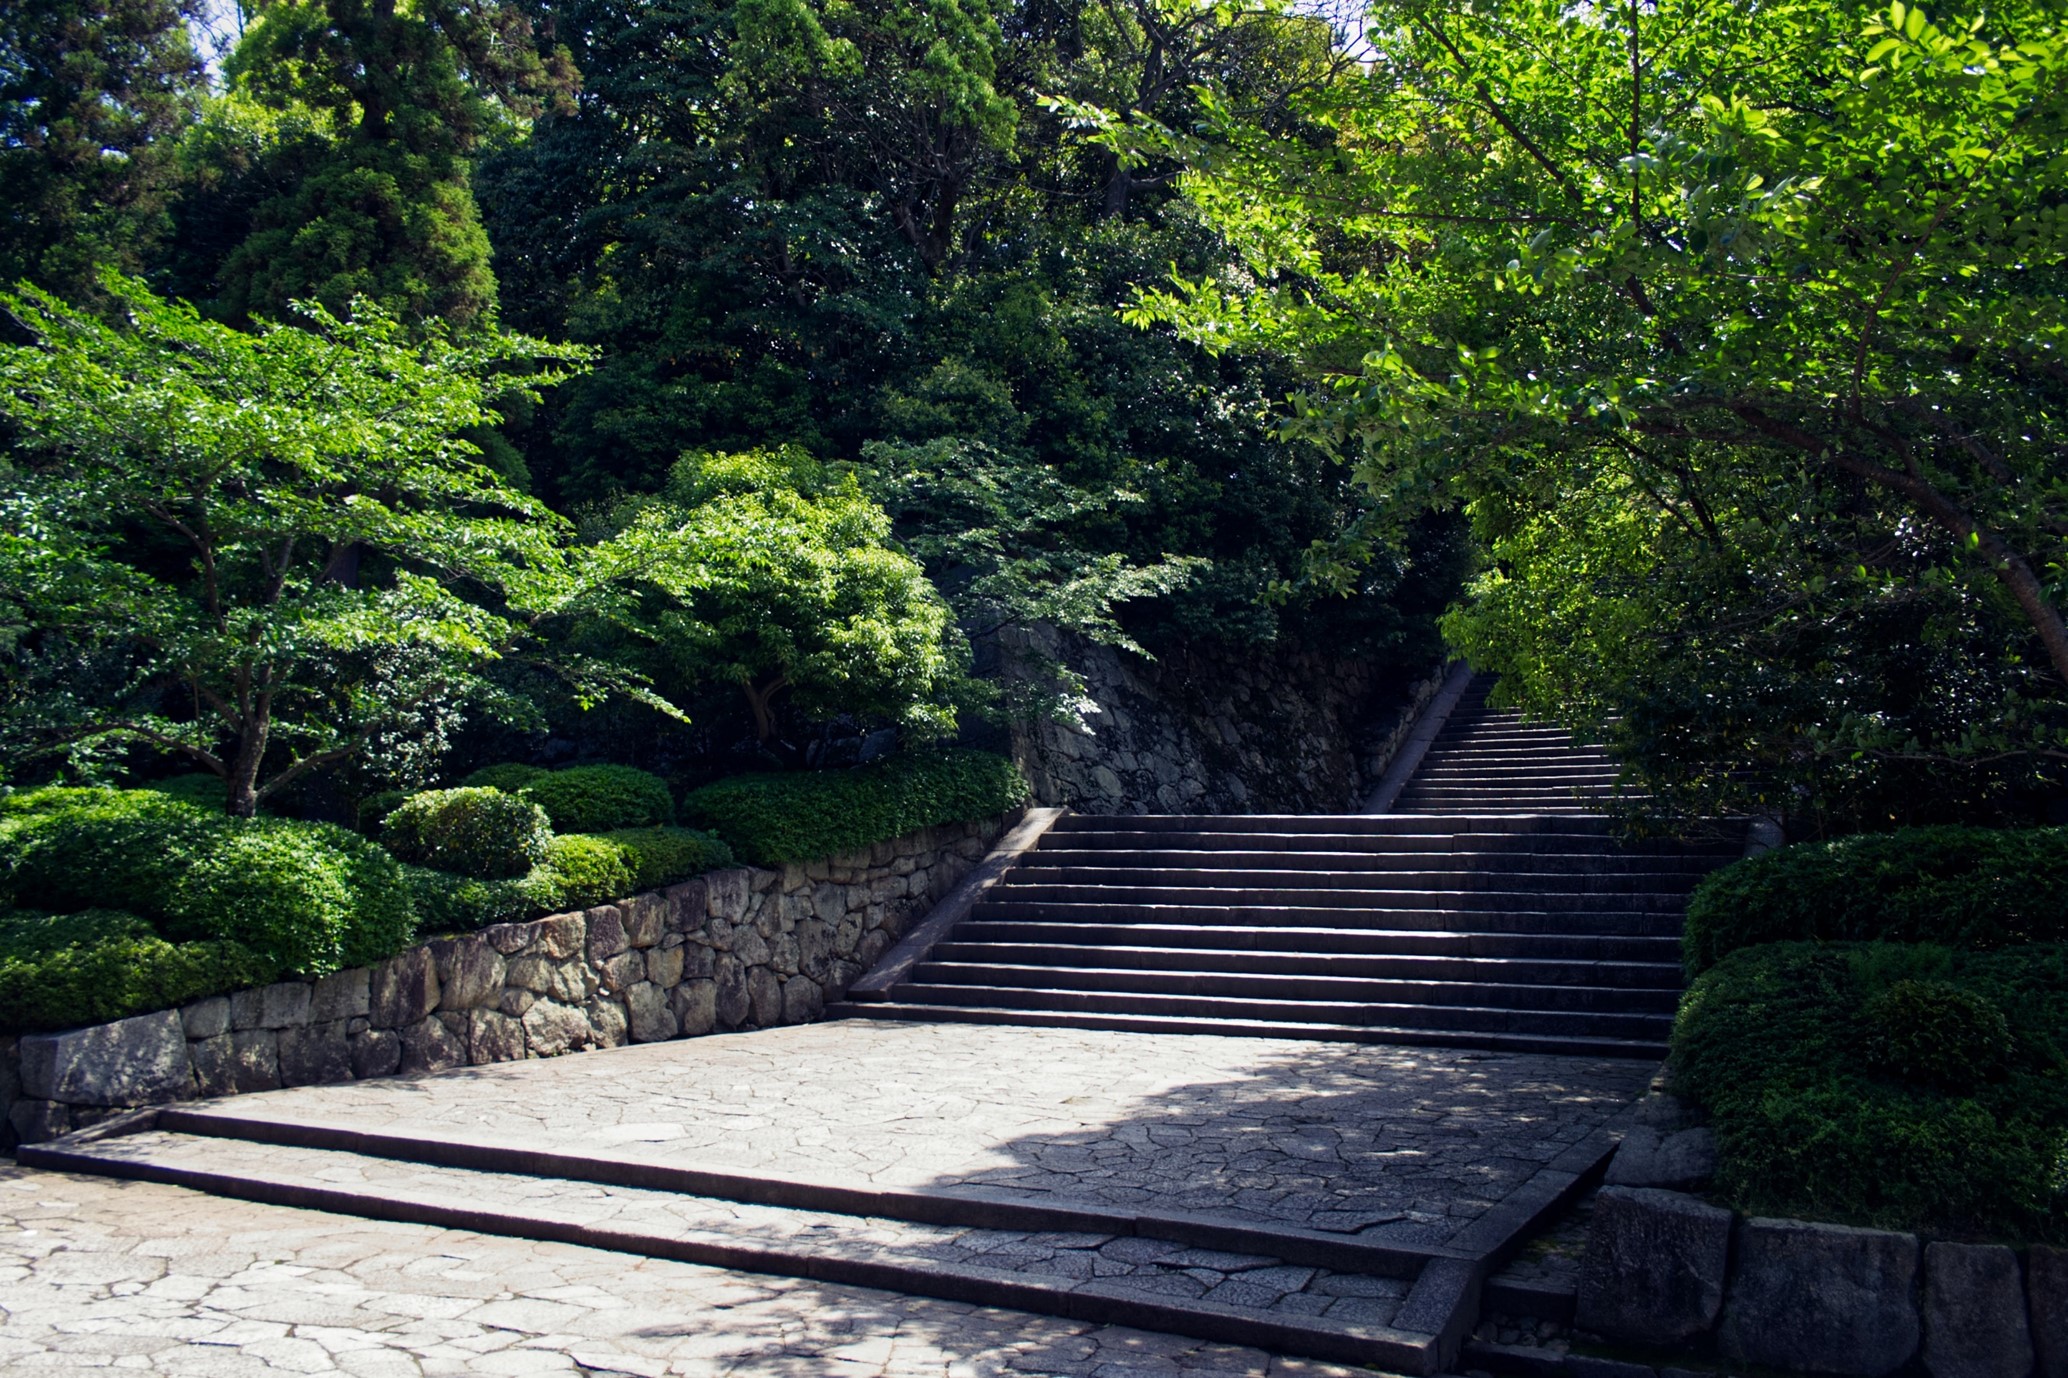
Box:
602, 827, 733, 891
380, 787, 553, 878
1672, 940, 2068, 1243
517, 765, 674, 832
0, 908, 280, 1035
1682, 825, 2068, 974
681, 748, 1028, 865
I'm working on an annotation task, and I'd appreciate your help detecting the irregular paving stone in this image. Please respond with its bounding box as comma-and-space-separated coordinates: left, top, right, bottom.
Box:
1576, 1187, 1730, 1346
430, 936, 504, 1011
181, 996, 229, 1041
1922, 1242, 2033, 1378
1603, 1126, 1717, 1189
20, 1010, 189, 1106
2034, 1245, 2068, 1378
307, 967, 370, 1023
370, 947, 439, 1029
1718, 1217, 1921, 1376
277, 1019, 353, 1087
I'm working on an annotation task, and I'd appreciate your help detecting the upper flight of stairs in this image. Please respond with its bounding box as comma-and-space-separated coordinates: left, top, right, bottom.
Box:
1392, 677, 1630, 814
833, 674, 1741, 1059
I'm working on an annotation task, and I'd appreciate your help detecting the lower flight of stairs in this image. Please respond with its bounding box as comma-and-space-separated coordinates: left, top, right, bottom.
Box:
832, 812, 1741, 1059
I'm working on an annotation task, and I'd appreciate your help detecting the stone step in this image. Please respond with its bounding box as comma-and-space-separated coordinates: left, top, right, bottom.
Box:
1043, 831, 1740, 859
1047, 814, 1628, 836
1001, 866, 1700, 894
926, 941, 1683, 988
26, 1128, 1437, 1371
952, 921, 1685, 963
902, 961, 1683, 1013
985, 884, 1690, 914
1028, 848, 1718, 875
869, 983, 1675, 1042
968, 900, 1687, 936
828, 1002, 1667, 1060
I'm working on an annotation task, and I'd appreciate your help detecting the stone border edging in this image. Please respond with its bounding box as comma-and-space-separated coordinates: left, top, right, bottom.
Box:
845, 805, 1066, 999
1364, 661, 1475, 814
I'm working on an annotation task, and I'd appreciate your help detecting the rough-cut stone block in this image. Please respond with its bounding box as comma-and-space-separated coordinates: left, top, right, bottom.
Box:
484, 919, 535, 955
585, 906, 627, 963
797, 920, 833, 982
586, 998, 628, 1049
663, 879, 707, 933
1632, 1091, 1695, 1131
599, 950, 643, 994
255, 981, 311, 1030
529, 913, 586, 960
9, 1098, 70, 1144
746, 966, 782, 1026
228, 985, 265, 1031
505, 956, 587, 1004
619, 894, 665, 948
856, 929, 891, 967
1719, 1217, 1920, 1376
732, 928, 772, 968
2033, 1246, 2068, 1378
780, 975, 824, 1025
431, 936, 504, 1012
1576, 1186, 1730, 1346
714, 959, 751, 1029
522, 1000, 589, 1057
182, 997, 230, 1041
229, 1029, 281, 1093
308, 968, 370, 1023
1604, 1126, 1718, 1190
277, 1020, 352, 1087
349, 1027, 401, 1079
647, 945, 685, 990
625, 982, 676, 1043
811, 881, 843, 919
465, 1009, 524, 1064
1922, 1242, 2031, 1378
705, 869, 751, 920
399, 1015, 464, 1073
370, 948, 439, 1029
21, 1011, 190, 1107
770, 932, 801, 976
189, 1035, 234, 1098
498, 988, 536, 1019
673, 980, 717, 1036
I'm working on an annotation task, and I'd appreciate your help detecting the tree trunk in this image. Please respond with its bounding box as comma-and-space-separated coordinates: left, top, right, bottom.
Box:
741, 678, 787, 745
224, 708, 271, 818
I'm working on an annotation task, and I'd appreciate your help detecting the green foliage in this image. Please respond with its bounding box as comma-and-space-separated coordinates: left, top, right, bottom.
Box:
356, 790, 409, 832
519, 765, 674, 833
1685, 828, 2068, 974
0, 275, 593, 816
1672, 942, 2068, 1242
0, 908, 280, 1035
1116, 0, 2068, 820
401, 866, 535, 934
682, 747, 1027, 865
380, 787, 552, 879
518, 833, 635, 913
600, 826, 733, 890
461, 763, 550, 793
1, 788, 226, 914
140, 775, 231, 812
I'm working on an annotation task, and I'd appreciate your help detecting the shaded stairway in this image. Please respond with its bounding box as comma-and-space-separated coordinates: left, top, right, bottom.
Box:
834, 677, 1740, 1059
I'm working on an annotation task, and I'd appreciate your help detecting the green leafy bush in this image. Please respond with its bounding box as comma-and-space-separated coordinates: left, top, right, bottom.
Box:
164, 821, 416, 973
1, 788, 227, 914
681, 748, 1027, 865
519, 765, 674, 832
380, 787, 552, 878
357, 790, 409, 833
1683, 827, 2068, 974
0, 908, 280, 1035
402, 866, 536, 934
461, 763, 549, 793
1672, 941, 2068, 1242
600, 827, 734, 890
519, 834, 635, 913
139, 774, 229, 812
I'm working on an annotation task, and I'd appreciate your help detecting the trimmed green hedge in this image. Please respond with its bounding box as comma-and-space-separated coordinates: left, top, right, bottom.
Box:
602, 827, 733, 891
681, 748, 1028, 865
1683, 826, 2068, 974
520, 765, 673, 832
381, 787, 552, 879
461, 762, 549, 793
1671, 941, 2068, 1243
0, 908, 280, 1035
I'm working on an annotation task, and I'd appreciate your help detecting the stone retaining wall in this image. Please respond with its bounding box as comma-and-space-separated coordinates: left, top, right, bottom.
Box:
1, 813, 1011, 1150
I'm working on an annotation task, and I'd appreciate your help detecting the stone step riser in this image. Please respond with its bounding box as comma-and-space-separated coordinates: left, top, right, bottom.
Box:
904, 963, 1683, 1013
954, 922, 1684, 962
987, 885, 1692, 913
1029, 849, 1718, 875
1003, 867, 1701, 894
1049, 815, 1629, 835
1046, 833, 1741, 858
928, 942, 1682, 988
969, 902, 1686, 935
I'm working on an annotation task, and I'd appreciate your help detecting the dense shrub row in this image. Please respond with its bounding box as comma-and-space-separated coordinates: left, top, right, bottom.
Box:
0, 908, 279, 1035
1683, 825, 2068, 974
681, 748, 1030, 865
1672, 941, 2068, 1243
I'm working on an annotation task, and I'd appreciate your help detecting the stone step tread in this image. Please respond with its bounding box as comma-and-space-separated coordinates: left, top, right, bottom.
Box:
1044, 832, 1740, 857
1024, 853, 1716, 878
1049, 815, 1630, 833
1001, 867, 1700, 893
43, 1130, 1424, 1365
903, 961, 1683, 1011
928, 942, 1684, 985
875, 983, 1674, 1038
969, 903, 1687, 935
829, 1003, 1667, 1060
985, 885, 1692, 913
953, 922, 1684, 959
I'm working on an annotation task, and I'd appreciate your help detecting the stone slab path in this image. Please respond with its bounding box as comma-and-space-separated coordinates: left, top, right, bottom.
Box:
0, 1164, 1367, 1376
155, 1020, 1651, 1252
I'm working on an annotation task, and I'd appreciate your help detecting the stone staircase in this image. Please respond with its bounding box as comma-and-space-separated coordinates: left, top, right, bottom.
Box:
834, 676, 1740, 1059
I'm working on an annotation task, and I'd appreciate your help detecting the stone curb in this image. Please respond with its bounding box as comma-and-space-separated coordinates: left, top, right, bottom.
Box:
1364, 661, 1475, 814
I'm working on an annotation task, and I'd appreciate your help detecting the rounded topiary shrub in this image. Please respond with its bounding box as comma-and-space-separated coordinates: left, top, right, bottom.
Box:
0, 788, 227, 915
164, 820, 415, 974
381, 787, 553, 879
461, 762, 550, 793
520, 765, 674, 833
601, 827, 734, 890
520, 834, 635, 913
1863, 979, 2013, 1092
0, 908, 279, 1035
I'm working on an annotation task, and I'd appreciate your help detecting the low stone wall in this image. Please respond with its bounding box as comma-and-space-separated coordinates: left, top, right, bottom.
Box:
1575, 1096, 2065, 1378
1, 814, 1011, 1150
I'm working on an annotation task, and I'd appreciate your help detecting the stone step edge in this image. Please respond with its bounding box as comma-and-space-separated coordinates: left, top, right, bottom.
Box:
18, 1130, 1444, 1375
827, 1002, 1668, 1060
123, 1104, 1457, 1281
